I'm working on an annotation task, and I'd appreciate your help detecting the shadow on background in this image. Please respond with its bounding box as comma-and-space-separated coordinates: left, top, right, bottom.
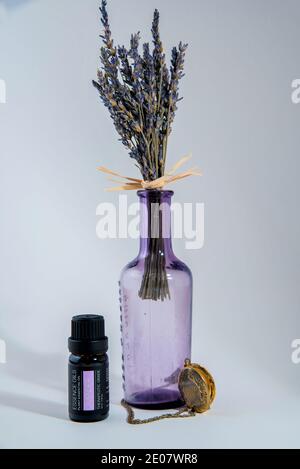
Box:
0, 391, 67, 420
5, 341, 66, 392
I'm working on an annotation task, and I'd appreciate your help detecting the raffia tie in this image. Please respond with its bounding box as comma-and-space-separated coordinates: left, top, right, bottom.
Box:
97, 155, 201, 191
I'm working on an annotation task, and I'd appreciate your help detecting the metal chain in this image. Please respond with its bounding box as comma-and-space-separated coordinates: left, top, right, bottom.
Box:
121, 399, 196, 425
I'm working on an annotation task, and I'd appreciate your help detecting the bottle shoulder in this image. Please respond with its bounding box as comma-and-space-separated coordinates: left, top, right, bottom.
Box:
69, 353, 108, 365
120, 255, 192, 280
170, 258, 193, 277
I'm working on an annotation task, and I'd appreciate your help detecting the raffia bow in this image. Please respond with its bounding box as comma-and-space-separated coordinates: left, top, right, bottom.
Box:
97, 155, 201, 191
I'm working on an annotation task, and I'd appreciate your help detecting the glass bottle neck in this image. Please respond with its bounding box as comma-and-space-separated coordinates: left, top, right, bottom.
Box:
138, 190, 173, 258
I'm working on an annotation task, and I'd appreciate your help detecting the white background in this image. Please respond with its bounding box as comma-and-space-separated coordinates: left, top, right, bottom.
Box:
0, 0, 300, 449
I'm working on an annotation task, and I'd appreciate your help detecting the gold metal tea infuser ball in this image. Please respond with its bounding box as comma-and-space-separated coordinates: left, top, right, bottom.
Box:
121, 359, 216, 424
178, 359, 216, 413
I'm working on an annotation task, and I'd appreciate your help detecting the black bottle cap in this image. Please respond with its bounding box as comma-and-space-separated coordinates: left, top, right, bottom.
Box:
68, 315, 108, 355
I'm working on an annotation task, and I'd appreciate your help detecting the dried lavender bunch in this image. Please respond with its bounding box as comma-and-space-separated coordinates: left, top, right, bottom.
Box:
93, 1, 188, 300
93, 0, 187, 180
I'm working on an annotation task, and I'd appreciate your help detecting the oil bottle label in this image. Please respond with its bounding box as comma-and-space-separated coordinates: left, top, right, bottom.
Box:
69, 363, 109, 413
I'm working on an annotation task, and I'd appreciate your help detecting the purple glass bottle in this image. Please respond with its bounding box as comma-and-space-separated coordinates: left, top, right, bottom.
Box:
119, 190, 192, 409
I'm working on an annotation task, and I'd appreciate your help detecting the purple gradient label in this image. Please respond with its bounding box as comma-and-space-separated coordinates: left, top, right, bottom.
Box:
83, 371, 95, 411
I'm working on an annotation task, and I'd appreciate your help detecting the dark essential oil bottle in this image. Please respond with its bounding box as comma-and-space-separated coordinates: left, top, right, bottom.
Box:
68, 315, 109, 422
